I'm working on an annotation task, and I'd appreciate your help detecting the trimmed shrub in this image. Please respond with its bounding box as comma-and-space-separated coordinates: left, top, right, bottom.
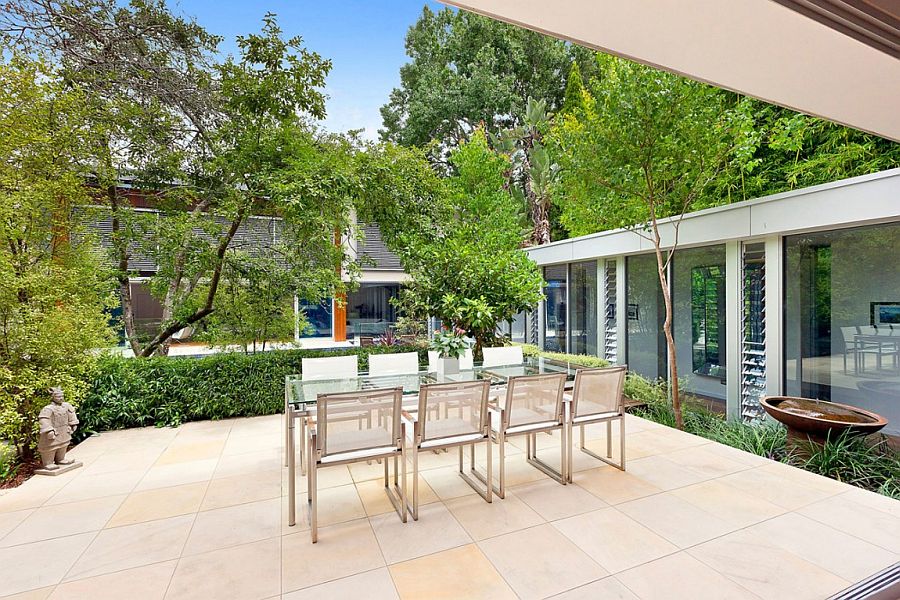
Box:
79, 345, 427, 437
518, 343, 610, 368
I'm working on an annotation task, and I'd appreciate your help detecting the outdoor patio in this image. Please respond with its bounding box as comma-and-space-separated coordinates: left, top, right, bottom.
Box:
1, 413, 898, 600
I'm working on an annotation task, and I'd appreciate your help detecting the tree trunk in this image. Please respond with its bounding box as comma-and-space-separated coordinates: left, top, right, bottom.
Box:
651, 229, 683, 430
139, 207, 246, 357
108, 183, 141, 356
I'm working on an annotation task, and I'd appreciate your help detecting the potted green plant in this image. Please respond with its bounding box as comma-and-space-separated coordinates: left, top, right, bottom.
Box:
429, 327, 470, 376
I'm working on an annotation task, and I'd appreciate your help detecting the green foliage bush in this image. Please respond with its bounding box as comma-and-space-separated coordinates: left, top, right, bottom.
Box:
626, 374, 898, 499
79, 346, 427, 437
518, 344, 609, 368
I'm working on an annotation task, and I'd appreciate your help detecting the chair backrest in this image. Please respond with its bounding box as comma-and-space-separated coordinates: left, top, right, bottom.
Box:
417, 380, 490, 445
482, 346, 524, 368
316, 387, 402, 457
369, 352, 420, 376
571, 366, 627, 419
840, 326, 859, 344
428, 348, 474, 371
302, 355, 359, 381
859, 325, 878, 336
501, 372, 566, 430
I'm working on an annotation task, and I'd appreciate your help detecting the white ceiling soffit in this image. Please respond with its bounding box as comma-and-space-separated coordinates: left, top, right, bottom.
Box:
441, 0, 900, 142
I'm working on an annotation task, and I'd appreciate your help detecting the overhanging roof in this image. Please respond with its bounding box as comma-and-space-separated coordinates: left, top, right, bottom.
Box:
442, 0, 900, 142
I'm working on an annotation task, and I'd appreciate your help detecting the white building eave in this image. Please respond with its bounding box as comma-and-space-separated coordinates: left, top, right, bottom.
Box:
526, 168, 900, 265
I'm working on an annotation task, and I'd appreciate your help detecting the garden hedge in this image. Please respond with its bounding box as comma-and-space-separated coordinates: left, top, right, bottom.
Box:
79, 345, 428, 437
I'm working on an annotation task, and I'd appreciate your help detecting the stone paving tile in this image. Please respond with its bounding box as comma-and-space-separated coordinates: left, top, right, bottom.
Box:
552, 508, 678, 574
689, 528, 850, 600
167, 538, 281, 600
64, 514, 194, 582
1, 495, 125, 547
282, 567, 398, 600
389, 544, 516, 600
0, 533, 95, 596
478, 523, 608, 600
2, 414, 898, 599
47, 560, 176, 600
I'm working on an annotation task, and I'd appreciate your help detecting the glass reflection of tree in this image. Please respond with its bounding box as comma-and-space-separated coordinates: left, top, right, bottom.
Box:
691, 265, 726, 376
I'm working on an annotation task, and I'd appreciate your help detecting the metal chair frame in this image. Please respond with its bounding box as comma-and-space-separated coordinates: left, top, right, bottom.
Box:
488, 372, 567, 499
306, 387, 407, 543
566, 366, 627, 482
403, 380, 493, 520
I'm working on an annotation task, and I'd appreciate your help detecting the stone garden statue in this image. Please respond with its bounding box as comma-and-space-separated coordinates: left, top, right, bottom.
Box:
36, 387, 82, 475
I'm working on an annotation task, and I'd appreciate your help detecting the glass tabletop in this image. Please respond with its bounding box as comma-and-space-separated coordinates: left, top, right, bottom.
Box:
286, 356, 580, 409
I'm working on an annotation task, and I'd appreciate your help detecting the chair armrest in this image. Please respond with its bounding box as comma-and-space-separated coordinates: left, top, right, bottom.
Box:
401, 409, 418, 422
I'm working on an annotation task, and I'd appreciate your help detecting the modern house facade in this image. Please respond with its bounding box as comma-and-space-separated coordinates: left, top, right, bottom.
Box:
524, 168, 900, 434
82, 188, 405, 345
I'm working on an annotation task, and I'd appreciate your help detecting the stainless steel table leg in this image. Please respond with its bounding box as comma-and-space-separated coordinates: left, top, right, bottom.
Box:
288, 406, 296, 527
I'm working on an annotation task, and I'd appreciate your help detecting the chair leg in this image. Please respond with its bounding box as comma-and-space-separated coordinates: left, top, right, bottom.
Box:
412, 444, 419, 520
561, 424, 567, 484
566, 419, 574, 483
620, 416, 626, 470
485, 436, 493, 503
607, 420, 613, 459
499, 429, 506, 499
400, 439, 408, 523
309, 447, 318, 543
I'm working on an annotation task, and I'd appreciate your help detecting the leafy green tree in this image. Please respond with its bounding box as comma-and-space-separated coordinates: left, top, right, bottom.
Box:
379, 6, 596, 154
381, 130, 544, 357
493, 97, 558, 245
196, 255, 302, 353
551, 56, 734, 428
0, 57, 115, 462
3, 4, 354, 358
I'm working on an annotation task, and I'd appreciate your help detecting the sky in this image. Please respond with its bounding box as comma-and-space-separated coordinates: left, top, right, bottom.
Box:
173, 0, 446, 141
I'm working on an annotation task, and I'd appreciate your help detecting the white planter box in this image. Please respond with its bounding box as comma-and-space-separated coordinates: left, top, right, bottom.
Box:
436, 356, 460, 376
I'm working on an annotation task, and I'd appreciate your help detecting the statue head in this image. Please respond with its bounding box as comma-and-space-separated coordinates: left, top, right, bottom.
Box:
50, 387, 64, 405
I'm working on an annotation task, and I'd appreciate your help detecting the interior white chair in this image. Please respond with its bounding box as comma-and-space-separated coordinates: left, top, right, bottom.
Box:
482, 345, 524, 368
306, 387, 406, 542
403, 380, 492, 519
290, 355, 361, 473
489, 372, 567, 498
566, 366, 627, 480
840, 326, 862, 373
427, 348, 474, 371
369, 352, 419, 376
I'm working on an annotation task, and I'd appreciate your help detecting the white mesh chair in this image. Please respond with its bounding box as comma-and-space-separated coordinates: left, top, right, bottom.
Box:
482, 345, 524, 368
369, 352, 420, 376
306, 387, 406, 542
289, 355, 360, 472
489, 372, 567, 498
566, 366, 627, 480
302, 355, 359, 380
403, 380, 492, 519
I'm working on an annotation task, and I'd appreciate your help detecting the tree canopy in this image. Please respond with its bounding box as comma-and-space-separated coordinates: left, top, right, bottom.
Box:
379, 6, 596, 153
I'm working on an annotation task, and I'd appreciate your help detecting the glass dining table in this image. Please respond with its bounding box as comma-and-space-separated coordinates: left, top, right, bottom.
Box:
284, 356, 580, 525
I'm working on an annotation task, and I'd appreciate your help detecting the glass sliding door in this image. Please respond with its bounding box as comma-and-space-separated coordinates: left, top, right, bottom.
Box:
784, 222, 900, 435
346, 283, 400, 338
543, 264, 568, 352
626, 254, 667, 380
673, 245, 727, 401
569, 261, 598, 356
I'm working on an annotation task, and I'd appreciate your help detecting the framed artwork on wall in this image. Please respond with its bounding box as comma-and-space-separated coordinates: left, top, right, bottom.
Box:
871, 302, 900, 326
